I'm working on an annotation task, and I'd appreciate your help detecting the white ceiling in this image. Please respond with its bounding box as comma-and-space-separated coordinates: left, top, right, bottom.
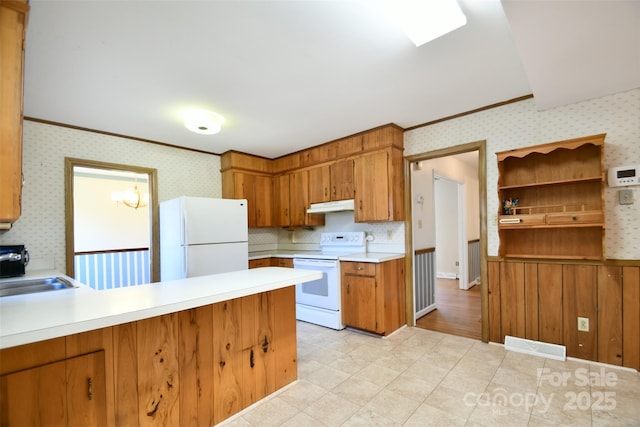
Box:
23, 0, 640, 159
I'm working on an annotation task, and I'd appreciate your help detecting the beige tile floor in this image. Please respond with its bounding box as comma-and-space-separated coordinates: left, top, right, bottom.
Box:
220, 322, 640, 426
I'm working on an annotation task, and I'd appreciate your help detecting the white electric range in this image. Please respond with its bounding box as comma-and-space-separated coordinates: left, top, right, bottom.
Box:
293, 231, 366, 330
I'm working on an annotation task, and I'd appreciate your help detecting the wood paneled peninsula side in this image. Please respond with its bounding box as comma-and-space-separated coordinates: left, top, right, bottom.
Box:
0, 267, 320, 426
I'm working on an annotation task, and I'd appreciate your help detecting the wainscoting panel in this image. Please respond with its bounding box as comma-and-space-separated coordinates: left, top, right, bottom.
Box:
414, 249, 436, 317
75, 249, 150, 290
468, 239, 481, 286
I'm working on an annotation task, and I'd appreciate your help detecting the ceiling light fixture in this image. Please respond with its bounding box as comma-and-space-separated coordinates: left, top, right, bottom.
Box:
183, 109, 225, 135
380, 0, 467, 47
111, 185, 149, 209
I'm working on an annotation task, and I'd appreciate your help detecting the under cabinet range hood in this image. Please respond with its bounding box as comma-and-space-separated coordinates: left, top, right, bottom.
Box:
306, 199, 355, 214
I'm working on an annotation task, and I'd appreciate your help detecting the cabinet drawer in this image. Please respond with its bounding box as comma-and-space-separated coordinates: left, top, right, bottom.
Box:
341, 262, 376, 276
249, 258, 271, 269
498, 214, 546, 228
546, 211, 603, 225
272, 257, 293, 268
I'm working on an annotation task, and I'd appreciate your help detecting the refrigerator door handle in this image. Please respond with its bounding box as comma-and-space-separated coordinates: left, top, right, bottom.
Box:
183, 249, 188, 279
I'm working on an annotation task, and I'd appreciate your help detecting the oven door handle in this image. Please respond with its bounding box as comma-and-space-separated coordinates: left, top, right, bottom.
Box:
293, 259, 337, 268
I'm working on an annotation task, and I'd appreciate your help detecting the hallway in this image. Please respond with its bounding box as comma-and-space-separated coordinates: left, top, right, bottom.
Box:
416, 278, 481, 340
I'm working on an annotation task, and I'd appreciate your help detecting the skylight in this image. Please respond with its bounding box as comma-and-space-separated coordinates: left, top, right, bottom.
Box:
380, 0, 467, 46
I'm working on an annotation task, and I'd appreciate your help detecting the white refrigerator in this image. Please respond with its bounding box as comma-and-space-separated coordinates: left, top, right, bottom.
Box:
160, 197, 249, 280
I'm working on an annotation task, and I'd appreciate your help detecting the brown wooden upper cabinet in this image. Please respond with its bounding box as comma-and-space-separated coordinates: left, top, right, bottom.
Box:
220, 124, 404, 227
308, 160, 355, 204
496, 134, 605, 260
0, 0, 29, 228
222, 171, 273, 228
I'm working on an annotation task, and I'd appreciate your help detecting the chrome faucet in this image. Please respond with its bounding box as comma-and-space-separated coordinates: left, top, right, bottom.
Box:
0, 253, 24, 262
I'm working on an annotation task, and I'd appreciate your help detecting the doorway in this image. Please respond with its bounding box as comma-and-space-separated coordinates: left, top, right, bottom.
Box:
405, 141, 487, 341
64, 158, 160, 285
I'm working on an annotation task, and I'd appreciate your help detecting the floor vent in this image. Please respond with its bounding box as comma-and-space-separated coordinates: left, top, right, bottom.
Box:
504, 336, 566, 361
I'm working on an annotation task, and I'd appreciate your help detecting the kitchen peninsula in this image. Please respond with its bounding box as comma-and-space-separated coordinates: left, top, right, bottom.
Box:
0, 267, 321, 426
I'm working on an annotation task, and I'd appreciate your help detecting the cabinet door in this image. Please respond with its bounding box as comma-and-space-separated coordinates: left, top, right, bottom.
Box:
354, 151, 389, 222
330, 160, 354, 201
0, 1, 27, 225
342, 275, 377, 333
273, 174, 290, 226
67, 351, 108, 427
233, 173, 257, 227
309, 165, 331, 203
0, 359, 67, 426
289, 171, 308, 226
254, 175, 273, 227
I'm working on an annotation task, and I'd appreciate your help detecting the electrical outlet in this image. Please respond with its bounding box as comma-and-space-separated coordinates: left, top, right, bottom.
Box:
577, 317, 589, 332
455, 261, 459, 266
418, 219, 423, 229
387, 230, 393, 240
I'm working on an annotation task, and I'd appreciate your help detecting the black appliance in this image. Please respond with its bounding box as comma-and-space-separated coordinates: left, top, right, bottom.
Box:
0, 245, 30, 278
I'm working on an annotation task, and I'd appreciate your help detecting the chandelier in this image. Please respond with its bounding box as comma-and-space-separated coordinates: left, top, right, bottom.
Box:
111, 185, 149, 209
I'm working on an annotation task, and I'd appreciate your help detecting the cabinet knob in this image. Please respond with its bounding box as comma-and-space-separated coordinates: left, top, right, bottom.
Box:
572, 216, 577, 221
87, 378, 93, 400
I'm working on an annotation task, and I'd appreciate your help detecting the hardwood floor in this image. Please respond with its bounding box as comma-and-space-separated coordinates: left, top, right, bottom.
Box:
415, 278, 482, 340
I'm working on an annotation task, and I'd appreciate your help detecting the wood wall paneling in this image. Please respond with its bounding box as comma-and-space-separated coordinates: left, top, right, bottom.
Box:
597, 266, 623, 366
113, 322, 139, 426
178, 307, 214, 427
562, 264, 598, 361
622, 266, 640, 370
488, 261, 502, 343
136, 314, 180, 427
272, 286, 298, 388
537, 264, 563, 345
213, 299, 243, 424
524, 263, 539, 341
499, 262, 525, 339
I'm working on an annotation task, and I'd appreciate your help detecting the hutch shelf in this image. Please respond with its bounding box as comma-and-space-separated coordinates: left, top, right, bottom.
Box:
497, 134, 605, 260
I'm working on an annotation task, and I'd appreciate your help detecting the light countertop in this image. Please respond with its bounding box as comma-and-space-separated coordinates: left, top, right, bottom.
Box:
0, 267, 321, 350
249, 251, 405, 263
338, 252, 405, 263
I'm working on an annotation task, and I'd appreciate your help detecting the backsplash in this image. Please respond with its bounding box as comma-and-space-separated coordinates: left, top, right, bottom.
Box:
248, 211, 406, 254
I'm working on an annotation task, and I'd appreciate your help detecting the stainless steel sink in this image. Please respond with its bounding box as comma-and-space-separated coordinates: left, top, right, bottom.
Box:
0, 277, 78, 297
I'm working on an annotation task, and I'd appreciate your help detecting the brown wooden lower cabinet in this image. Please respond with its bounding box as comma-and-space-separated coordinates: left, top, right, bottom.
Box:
0, 287, 297, 427
341, 258, 405, 335
0, 351, 107, 427
488, 260, 640, 370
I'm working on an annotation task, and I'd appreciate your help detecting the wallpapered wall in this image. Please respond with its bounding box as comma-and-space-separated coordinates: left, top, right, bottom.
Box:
404, 88, 640, 260
2, 89, 638, 271
0, 121, 221, 271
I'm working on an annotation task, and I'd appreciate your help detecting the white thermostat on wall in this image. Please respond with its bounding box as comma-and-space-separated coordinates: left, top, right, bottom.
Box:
608, 164, 640, 187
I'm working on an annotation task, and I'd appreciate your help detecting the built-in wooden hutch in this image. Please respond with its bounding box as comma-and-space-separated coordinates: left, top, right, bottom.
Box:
488, 134, 640, 371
